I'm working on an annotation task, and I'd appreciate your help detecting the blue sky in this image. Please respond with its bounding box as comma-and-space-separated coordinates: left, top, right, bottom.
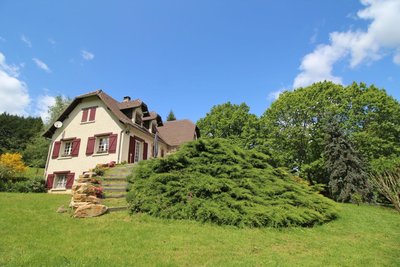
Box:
0, 0, 399, 122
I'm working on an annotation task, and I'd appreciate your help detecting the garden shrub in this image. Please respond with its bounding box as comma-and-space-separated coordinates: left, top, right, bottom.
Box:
127, 139, 338, 227
0, 153, 26, 176
0, 176, 46, 193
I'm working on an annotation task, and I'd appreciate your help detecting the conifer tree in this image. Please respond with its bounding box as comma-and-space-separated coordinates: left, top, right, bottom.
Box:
324, 120, 369, 202
166, 110, 176, 121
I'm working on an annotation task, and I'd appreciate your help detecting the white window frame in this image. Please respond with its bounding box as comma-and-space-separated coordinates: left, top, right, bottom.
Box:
97, 136, 109, 153
62, 141, 73, 157
151, 121, 157, 134
134, 109, 143, 126
53, 174, 67, 189
134, 140, 142, 162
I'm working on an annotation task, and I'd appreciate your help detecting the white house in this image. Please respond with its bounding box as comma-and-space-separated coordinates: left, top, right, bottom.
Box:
43, 90, 199, 193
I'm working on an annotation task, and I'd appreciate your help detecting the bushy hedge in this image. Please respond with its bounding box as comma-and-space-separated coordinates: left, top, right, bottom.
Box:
127, 139, 338, 227
0, 173, 46, 193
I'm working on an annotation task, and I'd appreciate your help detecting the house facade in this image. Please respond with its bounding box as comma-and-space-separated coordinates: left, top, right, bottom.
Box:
43, 90, 199, 193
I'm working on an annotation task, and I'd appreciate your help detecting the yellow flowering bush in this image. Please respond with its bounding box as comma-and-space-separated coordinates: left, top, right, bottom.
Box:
0, 153, 27, 179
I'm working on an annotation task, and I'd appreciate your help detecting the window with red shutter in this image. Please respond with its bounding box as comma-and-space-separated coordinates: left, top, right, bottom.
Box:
143, 142, 148, 160
109, 134, 118, 153
46, 174, 55, 189
86, 137, 96, 155
89, 107, 97, 121
81, 109, 88, 122
71, 139, 81, 157
66, 173, 75, 189
52, 141, 61, 159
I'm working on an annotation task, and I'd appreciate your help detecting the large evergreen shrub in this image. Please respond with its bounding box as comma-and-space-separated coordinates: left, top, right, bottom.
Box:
127, 139, 338, 227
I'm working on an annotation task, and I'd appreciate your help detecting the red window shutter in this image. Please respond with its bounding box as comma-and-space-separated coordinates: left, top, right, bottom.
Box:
109, 134, 118, 153
66, 173, 75, 189
143, 142, 148, 160
86, 137, 96, 155
52, 141, 61, 159
89, 107, 97, 121
46, 174, 55, 189
71, 138, 81, 157
81, 109, 88, 122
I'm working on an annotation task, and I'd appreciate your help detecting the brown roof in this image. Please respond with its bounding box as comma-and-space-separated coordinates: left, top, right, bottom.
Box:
43, 90, 139, 138
117, 99, 142, 110
42, 90, 198, 148
143, 111, 158, 121
157, 119, 200, 147
143, 111, 163, 126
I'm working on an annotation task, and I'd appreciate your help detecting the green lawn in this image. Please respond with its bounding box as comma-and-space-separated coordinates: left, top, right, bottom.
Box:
0, 193, 398, 266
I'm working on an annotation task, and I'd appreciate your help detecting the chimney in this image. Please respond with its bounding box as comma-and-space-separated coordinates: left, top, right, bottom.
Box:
123, 96, 131, 102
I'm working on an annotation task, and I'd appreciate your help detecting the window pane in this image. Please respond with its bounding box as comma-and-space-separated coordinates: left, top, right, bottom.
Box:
55, 175, 67, 189
98, 137, 109, 153
134, 141, 141, 162
63, 142, 72, 156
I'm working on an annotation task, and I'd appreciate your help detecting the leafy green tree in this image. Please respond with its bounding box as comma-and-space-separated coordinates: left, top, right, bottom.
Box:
324, 120, 369, 202
0, 113, 44, 154
166, 110, 176, 121
46, 95, 71, 127
260, 82, 400, 187
23, 135, 50, 168
197, 102, 260, 149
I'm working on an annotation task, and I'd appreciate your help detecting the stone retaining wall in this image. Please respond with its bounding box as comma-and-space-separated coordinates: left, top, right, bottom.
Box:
69, 171, 108, 218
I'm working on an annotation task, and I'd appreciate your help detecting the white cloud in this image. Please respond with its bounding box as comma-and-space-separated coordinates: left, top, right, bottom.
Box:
393, 50, 400, 65
21, 34, 32, 47
0, 52, 30, 115
0, 36, 5, 42
268, 89, 285, 101
35, 95, 55, 122
293, 0, 400, 88
310, 27, 319, 44
32, 58, 51, 73
81, 50, 94, 61
0, 53, 20, 77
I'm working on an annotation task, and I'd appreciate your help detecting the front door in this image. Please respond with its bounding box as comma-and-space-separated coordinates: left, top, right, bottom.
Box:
134, 140, 141, 162
128, 136, 135, 163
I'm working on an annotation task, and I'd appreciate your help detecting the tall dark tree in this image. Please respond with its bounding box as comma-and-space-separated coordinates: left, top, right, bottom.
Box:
324, 120, 369, 202
166, 110, 176, 121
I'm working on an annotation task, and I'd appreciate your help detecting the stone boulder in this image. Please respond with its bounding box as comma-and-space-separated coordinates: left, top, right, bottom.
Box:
72, 183, 96, 195
73, 204, 108, 218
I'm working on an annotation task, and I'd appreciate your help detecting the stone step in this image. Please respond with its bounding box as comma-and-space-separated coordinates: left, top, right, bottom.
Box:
105, 193, 127, 198
102, 183, 128, 187
102, 177, 127, 182
103, 188, 127, 192
108, 206, 128, 212
104, 173, 131, 177
102, 197, 127, 206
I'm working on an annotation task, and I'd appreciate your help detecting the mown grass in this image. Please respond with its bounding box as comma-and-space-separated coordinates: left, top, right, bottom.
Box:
0, 193, 399, 266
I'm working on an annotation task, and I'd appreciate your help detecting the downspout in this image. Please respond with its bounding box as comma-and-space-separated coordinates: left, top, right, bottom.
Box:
117, 127, 126, 164
43, 138, 53, 180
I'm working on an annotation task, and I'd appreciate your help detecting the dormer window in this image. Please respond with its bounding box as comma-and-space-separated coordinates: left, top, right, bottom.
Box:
135, 110, 143, 126
151, 121, 157, 134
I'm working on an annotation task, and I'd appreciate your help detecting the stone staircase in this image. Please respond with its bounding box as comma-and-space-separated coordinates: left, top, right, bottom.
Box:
99, 164, 135, 212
